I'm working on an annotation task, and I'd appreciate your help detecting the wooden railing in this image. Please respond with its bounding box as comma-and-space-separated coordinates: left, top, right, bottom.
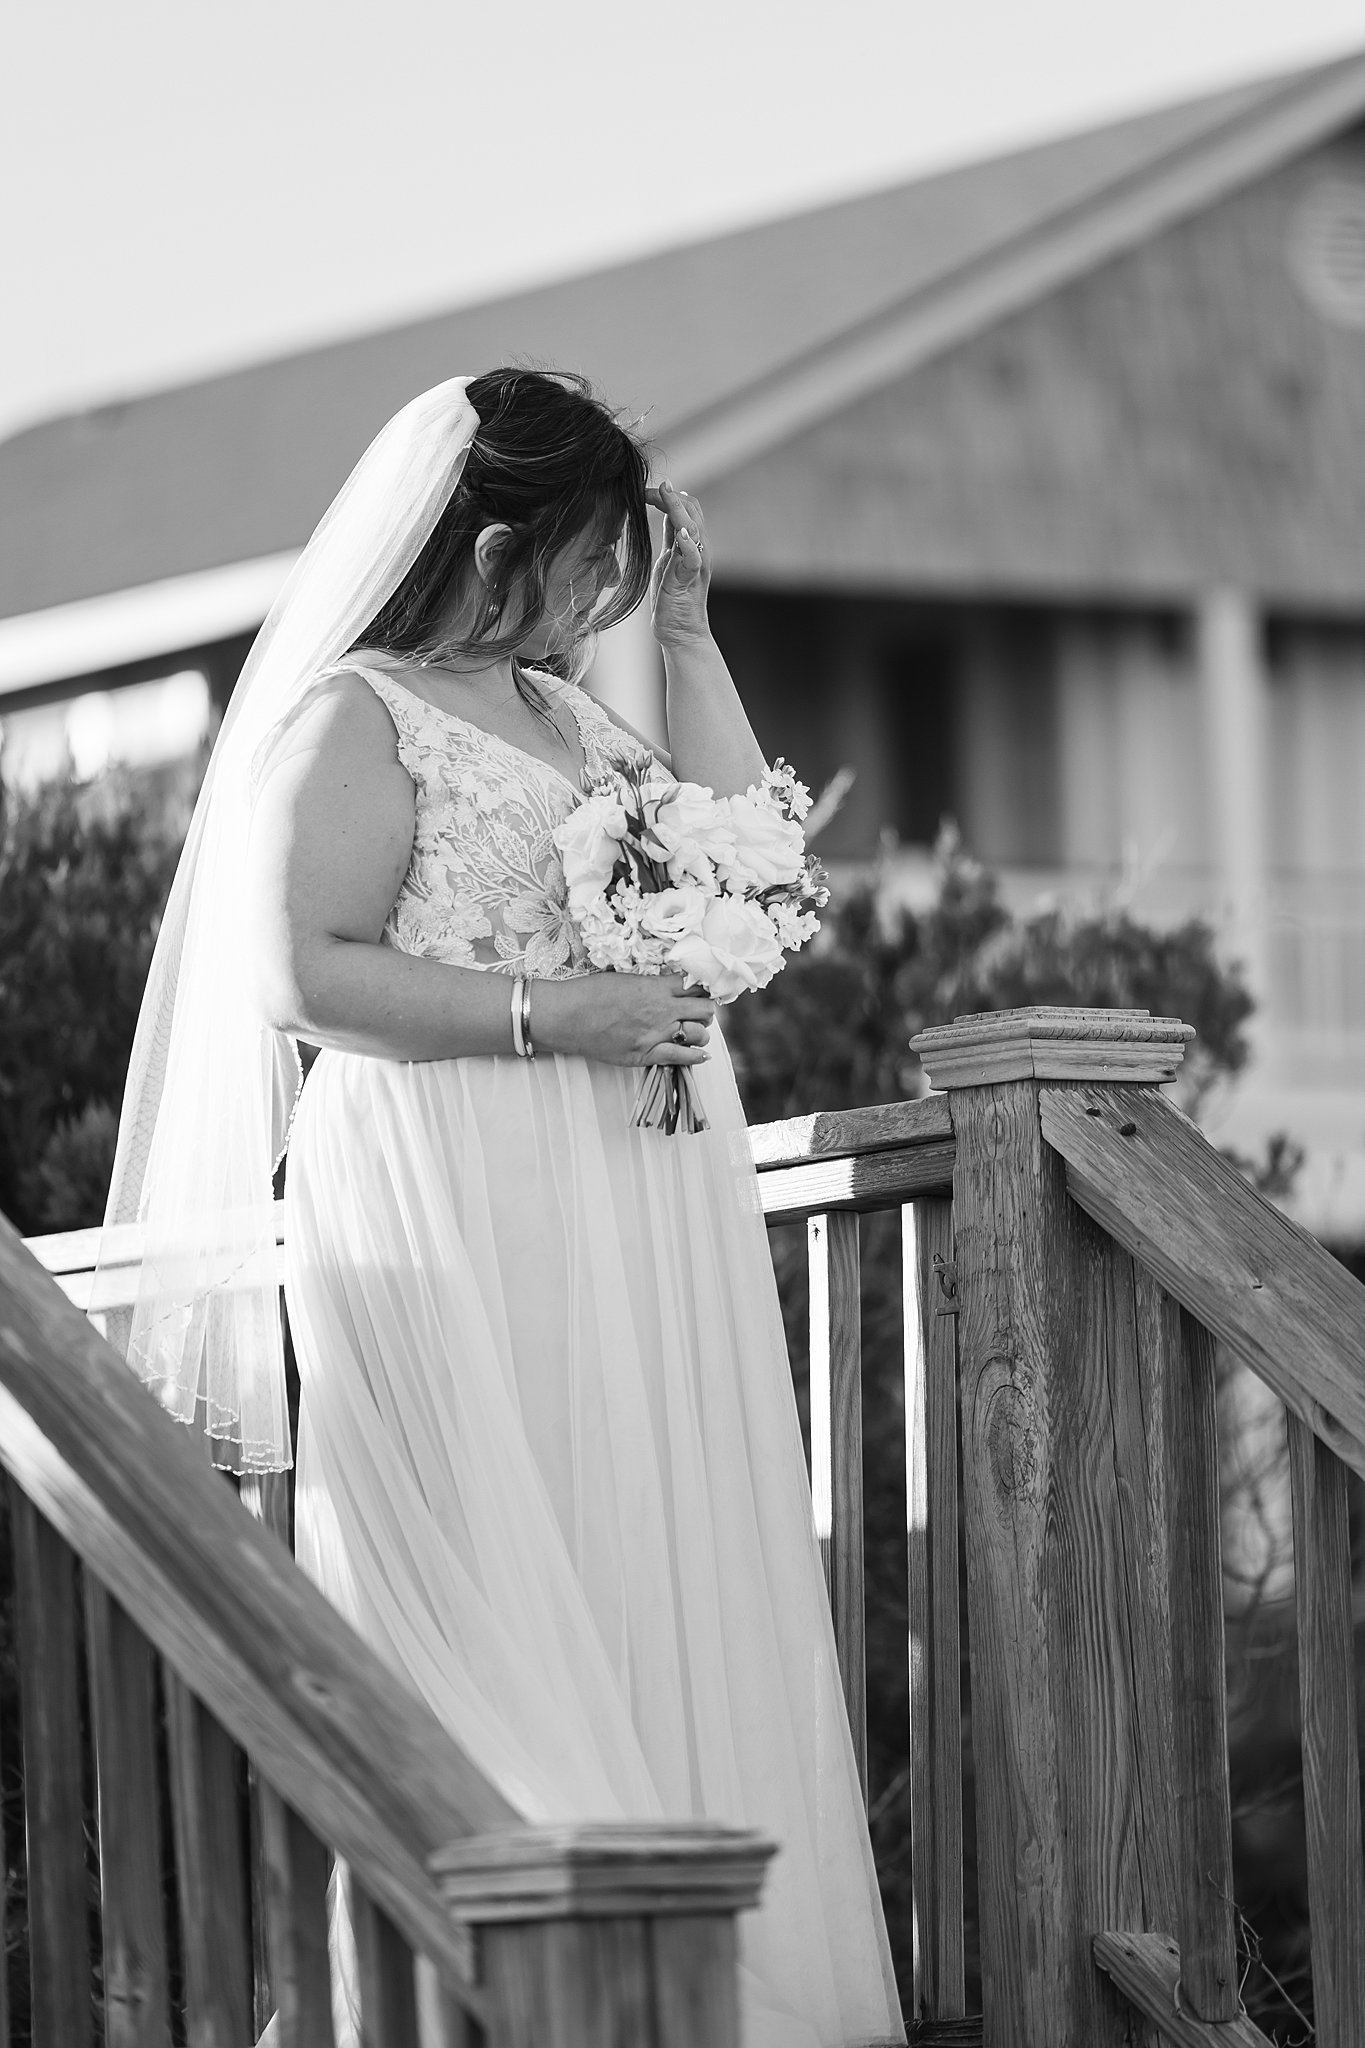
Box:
14, 1003, 1365, 2047
0, 1214, 773, 2046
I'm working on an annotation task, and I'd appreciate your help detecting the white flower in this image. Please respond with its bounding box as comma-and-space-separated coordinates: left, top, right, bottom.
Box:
771, 900, 821, 951
720, 793, 807, 891
666, 896, 787, 1002
761, 759, 813, 820
644, 782, 734, 890
553, 790, 627, 901
640, 883, 710, 941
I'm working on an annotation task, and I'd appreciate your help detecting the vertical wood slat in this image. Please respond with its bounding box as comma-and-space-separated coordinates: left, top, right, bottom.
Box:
84, 1581, 171, 2048
9, 1484, 94, 2048
904, 1198, 966, 2021
1166, 1309, 1238, 2019
1287, 1410, 1365, 2047
259, 1796, 335, 2048
415, 1957, 478, 2048
351, 1879, 421, 2047
807, 1210, 866, 1798
239, 1468, 293, 2037
165, 1673, 254, 2048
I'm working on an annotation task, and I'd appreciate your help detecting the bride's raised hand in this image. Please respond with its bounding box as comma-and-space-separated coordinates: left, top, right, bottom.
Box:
646, 480, 710, 647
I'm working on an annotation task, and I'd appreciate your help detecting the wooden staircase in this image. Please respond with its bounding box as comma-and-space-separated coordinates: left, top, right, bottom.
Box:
6, 1003, 1365, 2044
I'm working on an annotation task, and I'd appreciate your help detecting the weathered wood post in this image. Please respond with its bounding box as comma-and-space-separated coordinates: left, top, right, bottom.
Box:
911, 1006, 1194, 2048
432, 1822, 775, 2048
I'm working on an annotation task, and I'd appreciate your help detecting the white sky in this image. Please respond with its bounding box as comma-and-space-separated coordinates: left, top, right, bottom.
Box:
3, 0, 1364, 443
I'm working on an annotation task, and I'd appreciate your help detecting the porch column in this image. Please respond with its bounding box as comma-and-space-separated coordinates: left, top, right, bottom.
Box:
1196, 587, 1269, 1014
588, 601, 667, 749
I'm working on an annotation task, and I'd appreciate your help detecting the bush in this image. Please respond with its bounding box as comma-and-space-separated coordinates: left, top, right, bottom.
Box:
0, 761, 200, 1236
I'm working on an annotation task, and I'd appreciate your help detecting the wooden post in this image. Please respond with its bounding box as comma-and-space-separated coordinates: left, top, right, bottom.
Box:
431, 1823, 774, 2048
912, 1006, 1194, 2048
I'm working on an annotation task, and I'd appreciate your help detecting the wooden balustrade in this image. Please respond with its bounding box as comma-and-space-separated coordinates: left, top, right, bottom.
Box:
13, 1007, 1365, 2047
0, 1214, 772, 2046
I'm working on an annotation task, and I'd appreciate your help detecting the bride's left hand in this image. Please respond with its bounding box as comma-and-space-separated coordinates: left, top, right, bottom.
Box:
647, 479, 711, 647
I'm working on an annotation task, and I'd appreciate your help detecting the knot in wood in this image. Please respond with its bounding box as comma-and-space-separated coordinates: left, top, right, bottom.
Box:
985, 1375, 1038, 1504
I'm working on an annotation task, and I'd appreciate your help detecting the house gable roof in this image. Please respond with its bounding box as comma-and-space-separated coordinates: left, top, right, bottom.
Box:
4, 49, 1365, 619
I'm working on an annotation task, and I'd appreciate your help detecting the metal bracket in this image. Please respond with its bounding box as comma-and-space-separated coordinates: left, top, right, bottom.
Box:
932, 1252, 960, 1317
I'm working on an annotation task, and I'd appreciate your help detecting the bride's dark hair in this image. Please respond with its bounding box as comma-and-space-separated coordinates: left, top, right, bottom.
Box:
351, 366, 653, 683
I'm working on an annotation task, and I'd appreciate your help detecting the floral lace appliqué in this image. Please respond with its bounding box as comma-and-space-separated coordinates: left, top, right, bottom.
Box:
342, 666, 661, 980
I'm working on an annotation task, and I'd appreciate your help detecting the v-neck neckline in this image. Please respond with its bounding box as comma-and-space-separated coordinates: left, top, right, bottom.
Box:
362, 662, 590, 795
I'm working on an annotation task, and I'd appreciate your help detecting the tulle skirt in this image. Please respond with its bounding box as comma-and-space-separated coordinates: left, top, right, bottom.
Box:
283, 1032, 904, 2047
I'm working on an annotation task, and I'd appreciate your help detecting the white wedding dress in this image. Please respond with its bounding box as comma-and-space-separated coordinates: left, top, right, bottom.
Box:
282, 657, 904, 2046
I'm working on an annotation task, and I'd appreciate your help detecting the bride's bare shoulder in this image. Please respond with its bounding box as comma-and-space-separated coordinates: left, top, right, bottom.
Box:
254, 666, 404, 787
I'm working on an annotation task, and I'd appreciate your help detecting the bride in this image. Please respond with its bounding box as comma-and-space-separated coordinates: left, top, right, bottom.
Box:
101, 368, 903, 2046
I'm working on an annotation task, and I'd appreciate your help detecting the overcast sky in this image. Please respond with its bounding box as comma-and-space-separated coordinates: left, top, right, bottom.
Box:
4, 0, 1363, 443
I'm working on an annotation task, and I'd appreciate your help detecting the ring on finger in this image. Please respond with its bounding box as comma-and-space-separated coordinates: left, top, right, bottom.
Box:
673, 1022, 690, 1045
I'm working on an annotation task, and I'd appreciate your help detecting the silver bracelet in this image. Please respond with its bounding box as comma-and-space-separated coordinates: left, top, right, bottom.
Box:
521, 974, 536, 1059
511, 974, 535, 1059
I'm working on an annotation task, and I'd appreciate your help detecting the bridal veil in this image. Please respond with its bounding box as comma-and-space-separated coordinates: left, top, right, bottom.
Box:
97, 377, 482, 1471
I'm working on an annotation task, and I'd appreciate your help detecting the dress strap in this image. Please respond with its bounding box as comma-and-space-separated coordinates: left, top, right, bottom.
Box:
319, 660, 424, 733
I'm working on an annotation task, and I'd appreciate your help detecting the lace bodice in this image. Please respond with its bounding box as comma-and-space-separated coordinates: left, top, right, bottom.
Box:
340, 662, 662, 979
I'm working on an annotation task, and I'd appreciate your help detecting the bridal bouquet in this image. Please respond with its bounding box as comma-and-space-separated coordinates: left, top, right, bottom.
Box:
552, 757, 828, 1133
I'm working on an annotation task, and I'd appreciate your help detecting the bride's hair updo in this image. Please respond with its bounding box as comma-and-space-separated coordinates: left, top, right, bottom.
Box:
352, 366, 654, 680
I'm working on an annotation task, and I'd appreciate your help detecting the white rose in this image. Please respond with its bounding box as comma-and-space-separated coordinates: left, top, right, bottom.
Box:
666, 896, 786, 1003
640, 883, 710, 941
643, 782, 735, 890
720, 793, 807, 891
553, 792, 627, 902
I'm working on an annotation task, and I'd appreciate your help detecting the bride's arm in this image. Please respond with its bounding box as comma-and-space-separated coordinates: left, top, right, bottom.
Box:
645, 480, 768, 797
244, 675, 714, 1066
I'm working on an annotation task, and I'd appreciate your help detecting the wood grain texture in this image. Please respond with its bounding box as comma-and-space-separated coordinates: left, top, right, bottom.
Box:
260, 1796, 335, 2048
431, 1822, 774, 1921
747, 1094, 953, 1167
481, 1918, 651, 2048
10, 1489, 94, 2048
652, 1917, 740, 2048
905, 1198, 965, 2020
1092, 1932, 1275, 2046
1165, 1310, 1238, 2020
1040, 1084, 1365, 1477
351, 1881, 421, 2048
165, 1675, 254, 2048
951, 1081, 1178, 2047
913, 1006, 1191, 1088
808, 1211, 867, 1800
1287, 1414, 1365, 2048
0, 1211, 511, 2005
760, 1141, 956, 1225
84, 1581, 172, 2048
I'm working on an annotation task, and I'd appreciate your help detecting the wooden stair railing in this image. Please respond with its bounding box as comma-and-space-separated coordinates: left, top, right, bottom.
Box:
0, 1212, 774, 2047
748, 1096, 967, 2034
25, 1016, 1365, 2048
907, 1005, 1365, 2048
1041, 1076, 1365, 2048
28, 1089, 970, 2042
